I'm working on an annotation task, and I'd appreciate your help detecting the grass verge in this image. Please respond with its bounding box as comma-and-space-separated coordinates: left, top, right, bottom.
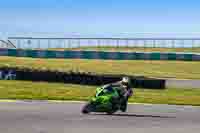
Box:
48, 46, 200, 53
0, 56, 200, 79
0, 80, 200, 106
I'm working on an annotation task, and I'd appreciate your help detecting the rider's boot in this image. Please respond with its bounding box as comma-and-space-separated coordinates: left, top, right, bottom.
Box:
120, 97, 128, 112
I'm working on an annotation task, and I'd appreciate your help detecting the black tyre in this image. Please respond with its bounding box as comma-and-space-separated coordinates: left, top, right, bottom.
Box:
106, 110, 116, 115
81, 103, 94, 114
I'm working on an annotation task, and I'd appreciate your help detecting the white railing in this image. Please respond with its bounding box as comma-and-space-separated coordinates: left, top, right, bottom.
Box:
7, 37, 200, 49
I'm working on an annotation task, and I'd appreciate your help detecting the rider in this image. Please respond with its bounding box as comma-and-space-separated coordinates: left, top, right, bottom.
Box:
102, 77, 133, 112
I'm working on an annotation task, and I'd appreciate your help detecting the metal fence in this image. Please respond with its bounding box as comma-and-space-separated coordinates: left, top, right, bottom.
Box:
7, 37, 200, 49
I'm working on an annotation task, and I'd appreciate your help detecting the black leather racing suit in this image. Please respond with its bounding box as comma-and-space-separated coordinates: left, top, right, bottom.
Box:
102, 81, 133, 112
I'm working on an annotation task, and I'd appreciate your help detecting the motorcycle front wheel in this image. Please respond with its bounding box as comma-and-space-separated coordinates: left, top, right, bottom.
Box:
81, 103, 94, 114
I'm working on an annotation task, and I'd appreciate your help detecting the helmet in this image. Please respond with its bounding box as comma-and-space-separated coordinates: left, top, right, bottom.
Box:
121, 77, 131, 86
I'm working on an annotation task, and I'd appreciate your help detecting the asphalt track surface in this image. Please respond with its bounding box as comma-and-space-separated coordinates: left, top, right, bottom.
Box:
166, 79, 200, 89
0, 101, 200, 133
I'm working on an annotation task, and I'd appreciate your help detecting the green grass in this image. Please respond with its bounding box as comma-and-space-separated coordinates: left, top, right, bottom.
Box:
1, 56, 200, 79
48, 46, 200, 53
0, 80, 200, 106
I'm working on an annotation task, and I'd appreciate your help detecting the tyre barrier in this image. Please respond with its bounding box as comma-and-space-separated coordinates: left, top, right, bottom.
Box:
0, 66, 166, 89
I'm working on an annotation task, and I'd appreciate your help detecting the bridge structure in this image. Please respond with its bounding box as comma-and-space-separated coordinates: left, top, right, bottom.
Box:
0, 40, 16, 49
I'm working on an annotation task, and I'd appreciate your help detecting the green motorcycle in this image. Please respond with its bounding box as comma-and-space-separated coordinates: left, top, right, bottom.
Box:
82, 86, 122, 114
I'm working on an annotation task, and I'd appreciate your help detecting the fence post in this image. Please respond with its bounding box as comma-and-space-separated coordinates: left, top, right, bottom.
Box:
38, 40, 41, 49
116, 39, 119, 48
48, 39, 51, 49
134, 40, 137, 47
172, 40, 175, 48
68, 39, 71, 48
126, 39, 129, 47
17, 40, 21, 49
97, 39, 101, 47
182, 40, 185, 48
77, 39, 80, 48
64, 40, 66, 48
153, 40, 156, 48
192, 40, 195, 48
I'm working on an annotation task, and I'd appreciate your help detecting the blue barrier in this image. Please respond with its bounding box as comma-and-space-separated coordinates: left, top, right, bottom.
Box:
0, 48, 200, 61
